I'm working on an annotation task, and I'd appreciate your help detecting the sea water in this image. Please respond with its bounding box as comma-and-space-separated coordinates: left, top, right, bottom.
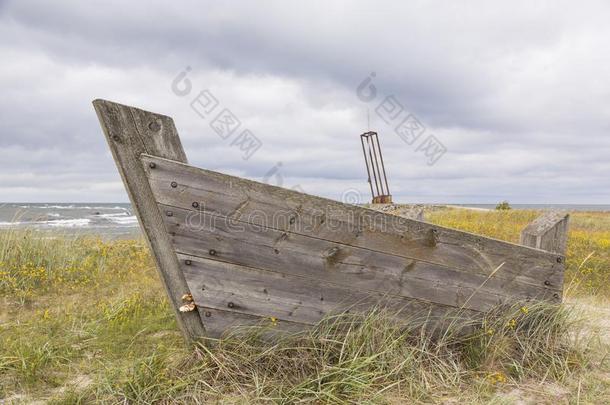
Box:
0, 203, 140, 238
1, 202, 608, 238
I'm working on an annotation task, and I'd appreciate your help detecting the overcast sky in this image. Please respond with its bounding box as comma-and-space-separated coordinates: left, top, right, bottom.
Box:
1, 1, 609, 204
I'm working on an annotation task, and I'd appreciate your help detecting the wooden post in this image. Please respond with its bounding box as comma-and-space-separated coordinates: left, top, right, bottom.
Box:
520, 211, 570, 254
93, 99, 206, 343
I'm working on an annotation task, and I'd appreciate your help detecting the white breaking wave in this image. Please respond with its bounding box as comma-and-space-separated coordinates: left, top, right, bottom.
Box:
0, 221, 24, 227
46, 218, 92, 227
95, 212, 128, 218
107, 216, 138, 225
14, 204, 129, 211
0, 218, 91, 228
92, 212, 138, 225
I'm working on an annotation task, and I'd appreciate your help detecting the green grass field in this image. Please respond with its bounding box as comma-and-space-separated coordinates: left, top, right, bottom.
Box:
1, 209, 609, 403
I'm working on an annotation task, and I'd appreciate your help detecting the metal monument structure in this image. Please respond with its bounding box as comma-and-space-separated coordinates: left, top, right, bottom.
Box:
94, 99, 568, 344
360, 131, 392, 204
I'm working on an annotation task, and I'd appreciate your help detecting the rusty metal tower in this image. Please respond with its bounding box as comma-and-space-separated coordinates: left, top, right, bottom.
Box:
360, 131, 392, 204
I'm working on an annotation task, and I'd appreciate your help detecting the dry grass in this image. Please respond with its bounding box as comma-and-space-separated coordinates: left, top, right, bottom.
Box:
0, 208, 609, 403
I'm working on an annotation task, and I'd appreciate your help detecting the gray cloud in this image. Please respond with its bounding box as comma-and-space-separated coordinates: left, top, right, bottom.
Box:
0, 0, 609, 203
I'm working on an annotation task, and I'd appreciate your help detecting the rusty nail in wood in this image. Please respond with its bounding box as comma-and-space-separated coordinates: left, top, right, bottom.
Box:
171, 181, 178, 188
227, 302, 234, 308
209, 249, 216, 256
149, 162, 156, 169
205, 311, 211, 317
185, 259, 192, 266
553, 293, 560, 299
556, 256, 563, 263
192, 202, 199, 208
544, 280, 550, 286
166, 211, 173, 217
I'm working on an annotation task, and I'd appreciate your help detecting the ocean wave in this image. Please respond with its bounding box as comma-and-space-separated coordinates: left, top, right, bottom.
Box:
46, 218, 92, 227
106, 216, 138, 225
0, 218, 91, 228
13, 204, 130, 211
0, 221, 25, 227
95, 212, 129, 218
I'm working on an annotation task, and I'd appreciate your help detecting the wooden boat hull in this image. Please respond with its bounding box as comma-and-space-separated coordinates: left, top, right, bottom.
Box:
93, 99, 566, 342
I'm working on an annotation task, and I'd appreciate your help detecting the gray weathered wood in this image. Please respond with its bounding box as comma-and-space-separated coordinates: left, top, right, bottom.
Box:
179, 253, 473, 336
160, 205, 556, 311
520, 211, 570, 254
140, 154, 565, 289
93, 99, 206, 342
95, 100, 567, 341
195, 305, 307, 339
138, 154, 563, 331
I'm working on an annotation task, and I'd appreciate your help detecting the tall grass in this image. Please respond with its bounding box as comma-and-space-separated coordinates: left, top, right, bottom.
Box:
65, 302, 594, 403
0, 229, 152, 302
1, 208, 609, 403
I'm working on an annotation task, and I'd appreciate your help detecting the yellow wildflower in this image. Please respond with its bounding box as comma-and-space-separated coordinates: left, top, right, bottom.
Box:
488, 371, 507, 384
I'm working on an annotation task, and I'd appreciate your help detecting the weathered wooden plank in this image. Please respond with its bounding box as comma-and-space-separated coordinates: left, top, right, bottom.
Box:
520, 211, 570, 254
96, 100, 566, 342
195, 306, 307, 339
141, 154, 564, 292
178, 253, 476, 326
93, 99, 206, 342
159, 205, 558, 312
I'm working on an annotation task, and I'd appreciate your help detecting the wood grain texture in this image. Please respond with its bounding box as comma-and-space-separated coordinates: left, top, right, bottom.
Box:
93, 99, 206, 342
138, 154, 564, 331
160, 205, 557, 311
194, 306, 307, 339
178, 253, 476, 327
520, 211, 570, 255
95, 100, 566, 341
141, 154, 564, 290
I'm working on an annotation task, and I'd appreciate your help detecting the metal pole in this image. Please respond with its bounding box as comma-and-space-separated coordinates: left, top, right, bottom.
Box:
366, 134, 381, 197
374, 132, 390, 196
371, 132, 384, 195
360, 134, 375, 199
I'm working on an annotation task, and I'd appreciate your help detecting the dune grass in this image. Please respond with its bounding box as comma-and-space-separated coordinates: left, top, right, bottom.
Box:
426, 209, 610, 298
0, 209, 609, 403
